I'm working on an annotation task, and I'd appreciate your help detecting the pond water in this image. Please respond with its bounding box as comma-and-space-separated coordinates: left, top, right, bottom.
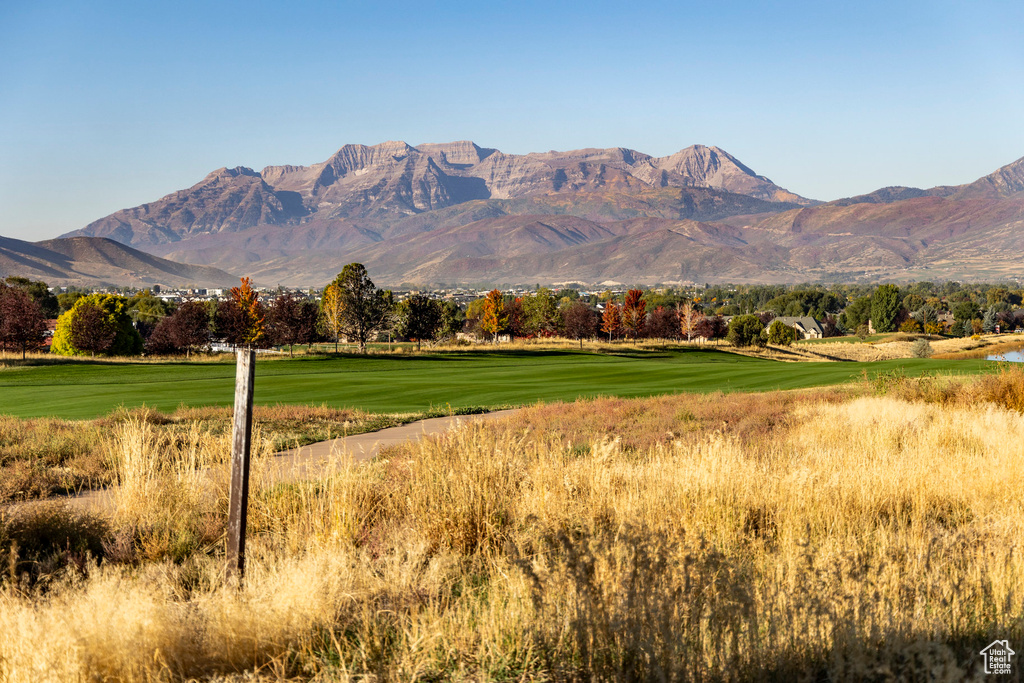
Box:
987, 348, 1024, 362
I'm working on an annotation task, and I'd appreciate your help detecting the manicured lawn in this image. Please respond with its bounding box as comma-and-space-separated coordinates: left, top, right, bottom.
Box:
0, 348, 994, 419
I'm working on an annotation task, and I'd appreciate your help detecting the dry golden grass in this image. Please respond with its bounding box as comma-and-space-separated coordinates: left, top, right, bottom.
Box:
2, 371, 1023, 680
0, 405, 423, 505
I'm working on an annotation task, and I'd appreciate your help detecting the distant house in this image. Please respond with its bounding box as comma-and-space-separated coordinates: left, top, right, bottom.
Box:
772, 316, 824, 340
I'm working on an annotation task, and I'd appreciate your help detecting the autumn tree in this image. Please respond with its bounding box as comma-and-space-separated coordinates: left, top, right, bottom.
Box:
507, 297, 526, 340
330, 264, 394, 353
480, 289, 508, 343
0, 285, 47, 359
234, 277, 265, 347
3, 276, 58, 318
562, 300, 597, 348
646, 306, 679, 340
706, 314, 728, 344
145, 300, 211, 355
171, 301, 213, 355
398, 294, 443, 350
267, 291, 320, 356
70, 302, 118, 356
215, 277, 266, 348
601, 302, 622, 341
678, 301, 706, 342
621, 289, 647, 339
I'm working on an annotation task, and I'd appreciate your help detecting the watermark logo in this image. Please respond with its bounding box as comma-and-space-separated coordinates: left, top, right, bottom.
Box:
980, 640, 1015, 675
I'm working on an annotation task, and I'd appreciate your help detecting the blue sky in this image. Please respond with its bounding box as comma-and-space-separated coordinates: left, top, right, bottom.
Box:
2, 0, 1023, 241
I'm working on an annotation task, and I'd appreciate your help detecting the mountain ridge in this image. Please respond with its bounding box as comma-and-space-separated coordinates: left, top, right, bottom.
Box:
58, 143, 1024, 286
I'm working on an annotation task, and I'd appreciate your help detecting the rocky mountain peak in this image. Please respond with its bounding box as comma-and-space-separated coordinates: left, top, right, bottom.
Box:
203, 166, 261, 181
414, 141, 497, 166
957, 155, 1024, 198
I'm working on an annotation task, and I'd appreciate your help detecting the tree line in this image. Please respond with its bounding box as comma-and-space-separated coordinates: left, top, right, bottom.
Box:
3, 268, 1022, 358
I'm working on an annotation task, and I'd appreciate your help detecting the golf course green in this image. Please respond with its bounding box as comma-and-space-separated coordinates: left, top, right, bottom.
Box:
0, 348, 994, 419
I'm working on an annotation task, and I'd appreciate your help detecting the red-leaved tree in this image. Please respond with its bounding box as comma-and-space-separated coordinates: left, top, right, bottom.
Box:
562, 300, 597, 348
0, 285, 47, 359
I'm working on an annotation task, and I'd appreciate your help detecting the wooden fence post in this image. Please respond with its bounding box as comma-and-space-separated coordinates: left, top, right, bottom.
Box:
226, 348, 255, 583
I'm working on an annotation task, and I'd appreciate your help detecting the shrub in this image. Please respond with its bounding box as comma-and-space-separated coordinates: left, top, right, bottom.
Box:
727, 314, 766, 347
911, 338, 933, 358
767, 319, 797, 346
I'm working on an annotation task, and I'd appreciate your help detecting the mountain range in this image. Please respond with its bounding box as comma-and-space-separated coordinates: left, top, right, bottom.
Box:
58, 141, 1024, 286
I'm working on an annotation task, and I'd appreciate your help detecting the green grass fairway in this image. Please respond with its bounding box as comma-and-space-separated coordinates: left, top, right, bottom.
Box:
0, 349, 995, 419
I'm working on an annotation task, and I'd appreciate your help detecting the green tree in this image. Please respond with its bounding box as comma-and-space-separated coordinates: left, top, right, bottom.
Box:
438, 301, 463, 341
953, 301, 981, 326
521, 288, 560, 337
398, 294, 443, 350
727, 314, 766, 347
51, 294, 142, 356
766, 319, 797, 346
870, 284, 903, 333
127, 290, 172, 325
329, 264, 394, 353
983, 307, 998, 333
841, 296, 872, 331
57, 291, 85, 314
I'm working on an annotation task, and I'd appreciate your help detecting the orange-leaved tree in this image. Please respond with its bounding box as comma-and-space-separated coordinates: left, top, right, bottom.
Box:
481, 289, 508, 343
621, 289, 646, 339
601, 302, 622, 341
229, 277, 265, 347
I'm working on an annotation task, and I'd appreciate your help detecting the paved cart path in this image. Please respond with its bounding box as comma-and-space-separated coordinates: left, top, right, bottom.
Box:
265, 409, 518, 482
10, 409, 518, 514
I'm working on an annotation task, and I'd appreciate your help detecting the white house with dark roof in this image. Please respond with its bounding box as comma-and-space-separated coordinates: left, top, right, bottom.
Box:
772, 316, 824, 340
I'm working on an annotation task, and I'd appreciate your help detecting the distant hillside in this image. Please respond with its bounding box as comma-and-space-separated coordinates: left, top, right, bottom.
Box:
0, 236, 240, 288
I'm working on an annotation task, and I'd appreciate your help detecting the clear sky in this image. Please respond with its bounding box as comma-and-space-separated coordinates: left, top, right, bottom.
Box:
2, 0, 1023, 241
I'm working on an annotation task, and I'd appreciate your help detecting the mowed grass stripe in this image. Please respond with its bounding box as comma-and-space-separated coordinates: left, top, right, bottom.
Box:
0, 349, 994, 419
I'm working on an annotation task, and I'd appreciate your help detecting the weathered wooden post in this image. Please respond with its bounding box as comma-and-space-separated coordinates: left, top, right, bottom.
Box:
226, 348, 255, 583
